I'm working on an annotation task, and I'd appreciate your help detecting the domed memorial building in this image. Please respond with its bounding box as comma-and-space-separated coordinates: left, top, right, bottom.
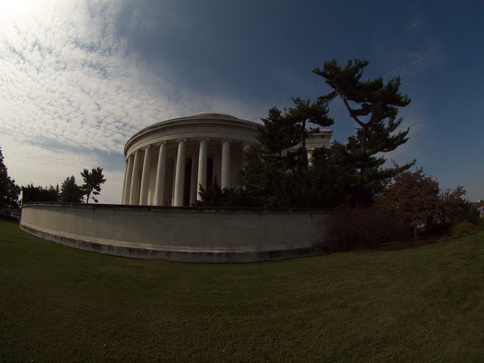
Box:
122, 111, 332, 206
122, 112, 258, 206
20, 111, 333, 263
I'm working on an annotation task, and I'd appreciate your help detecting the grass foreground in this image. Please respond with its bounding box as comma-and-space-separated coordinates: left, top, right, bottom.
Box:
0, 220, 483, 362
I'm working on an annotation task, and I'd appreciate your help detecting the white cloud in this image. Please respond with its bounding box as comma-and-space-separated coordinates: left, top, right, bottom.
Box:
386, 42, 444, 80
370, 5, 444, 82
0, 0, 267, 204
99, 169, 125, 204
0, 134, 123, 204
0, 1, 199, 149
386, 106, 430, 167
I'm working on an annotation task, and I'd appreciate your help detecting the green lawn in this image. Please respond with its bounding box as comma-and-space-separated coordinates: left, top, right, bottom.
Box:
1, 220, 483, 362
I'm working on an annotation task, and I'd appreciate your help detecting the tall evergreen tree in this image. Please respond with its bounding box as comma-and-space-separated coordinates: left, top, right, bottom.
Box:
314, 59, 410, 155
256, 107, 299, 157
60, 176, 84, 203
285, 97, 333, 154
285, 97, 333, 174
313, 59, 414, 205
81, 167, 106, 203
0, 147, 20, 211
202, 59, 414, 209
239, 107, 299, 207
239, 98, 332, 207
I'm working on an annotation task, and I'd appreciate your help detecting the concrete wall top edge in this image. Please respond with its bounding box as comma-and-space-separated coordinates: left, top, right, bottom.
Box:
22, 202, 330, 215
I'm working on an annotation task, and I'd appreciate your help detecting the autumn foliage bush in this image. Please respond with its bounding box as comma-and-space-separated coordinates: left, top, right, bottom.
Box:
448, 221, 477, 237
375, 168, 470, 238
327, 168, 473, 251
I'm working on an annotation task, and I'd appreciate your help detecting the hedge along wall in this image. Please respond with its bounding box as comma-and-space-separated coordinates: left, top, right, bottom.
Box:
20, 203, 329, 263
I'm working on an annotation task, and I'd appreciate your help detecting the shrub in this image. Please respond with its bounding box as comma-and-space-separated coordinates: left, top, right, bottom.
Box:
448, 221, 476, 237
193, 180, 259, 208
327, 206, 410, 251
463, 203, 481, 225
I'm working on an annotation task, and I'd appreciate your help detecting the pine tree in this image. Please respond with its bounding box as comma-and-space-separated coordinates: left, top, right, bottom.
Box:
60, 176, 84, 203
313, 59, 414, 205
256, 107, 299, 157
285, 97, 333, 156
80, 167, 106, 203
314, 59, 410, 155
237, 97, 333, 207
0, 147, 20, 211
202, 59, 414, 209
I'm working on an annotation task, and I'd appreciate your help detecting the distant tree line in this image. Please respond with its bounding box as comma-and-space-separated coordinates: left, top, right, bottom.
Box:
0, 147, 106, 212
22, 167, 106, 204
21, 184, 59, 203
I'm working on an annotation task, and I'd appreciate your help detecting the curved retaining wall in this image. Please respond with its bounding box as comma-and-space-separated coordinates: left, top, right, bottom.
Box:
20, 203, 329, 263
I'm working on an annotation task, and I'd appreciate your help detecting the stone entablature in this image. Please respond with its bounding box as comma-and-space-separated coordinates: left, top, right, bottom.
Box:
122, 112, 332, 207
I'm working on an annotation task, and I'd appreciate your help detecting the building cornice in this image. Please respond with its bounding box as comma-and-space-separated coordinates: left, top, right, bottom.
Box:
124, 113, 261, 157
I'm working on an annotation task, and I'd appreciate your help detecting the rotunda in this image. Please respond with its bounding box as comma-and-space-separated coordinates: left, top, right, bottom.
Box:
122, 111, 332, 207
122, 112, 260, 206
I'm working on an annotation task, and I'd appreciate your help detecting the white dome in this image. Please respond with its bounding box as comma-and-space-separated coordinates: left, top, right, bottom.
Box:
189, 111, 238, 119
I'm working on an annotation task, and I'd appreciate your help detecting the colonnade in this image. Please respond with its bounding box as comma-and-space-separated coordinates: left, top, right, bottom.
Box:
122, 138, 249, 207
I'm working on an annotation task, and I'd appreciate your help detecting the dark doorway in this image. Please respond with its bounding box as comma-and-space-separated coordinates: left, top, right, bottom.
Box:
207, 158, 213, 188
183, 159, 192, 206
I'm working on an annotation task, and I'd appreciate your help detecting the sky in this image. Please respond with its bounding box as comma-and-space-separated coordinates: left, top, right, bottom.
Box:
0, 0, 483, 204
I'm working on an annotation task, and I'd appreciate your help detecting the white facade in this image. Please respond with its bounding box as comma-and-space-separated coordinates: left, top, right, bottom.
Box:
122, 112, 259, 206
122, 112, 332, 206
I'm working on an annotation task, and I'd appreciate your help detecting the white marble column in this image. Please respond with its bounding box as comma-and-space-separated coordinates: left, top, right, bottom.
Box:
154, 142, 167, 206
173, 138, 187, 207
139, 146, 152, 205
129, 149, 142, 205
189, 152, 198, 205
221, 139, 231, 189
197, 138, 208, 201
122, 155, 134, 204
